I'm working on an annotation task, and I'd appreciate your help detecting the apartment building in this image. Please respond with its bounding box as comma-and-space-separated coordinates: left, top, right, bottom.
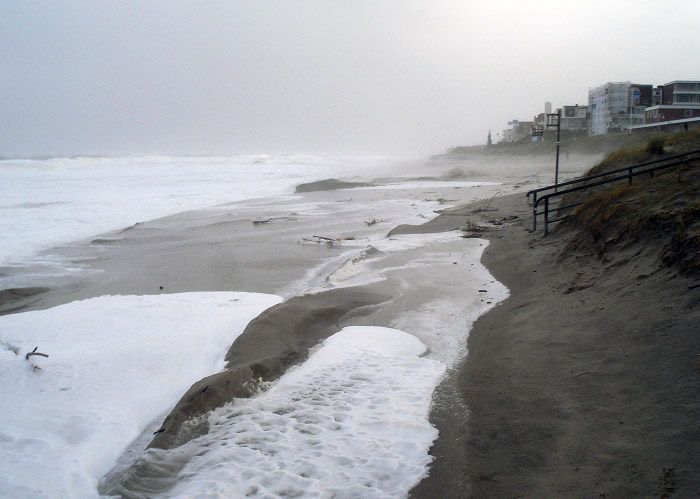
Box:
660, 80, 700, 105
588, 82, 653, 135
559, 105, 589, 132
502, 120, 534, 143
635, 80, 700, 131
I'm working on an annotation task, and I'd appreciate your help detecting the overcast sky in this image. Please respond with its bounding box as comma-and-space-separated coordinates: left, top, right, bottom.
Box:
2, 1, 699, 157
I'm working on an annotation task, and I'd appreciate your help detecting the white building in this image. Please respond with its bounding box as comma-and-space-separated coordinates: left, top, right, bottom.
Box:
502, 120, 533, 143
588, 82, 653, 135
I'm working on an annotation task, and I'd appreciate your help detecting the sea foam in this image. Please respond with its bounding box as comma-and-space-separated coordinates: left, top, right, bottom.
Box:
0, 292, 282, 498
119, 326, 445, 499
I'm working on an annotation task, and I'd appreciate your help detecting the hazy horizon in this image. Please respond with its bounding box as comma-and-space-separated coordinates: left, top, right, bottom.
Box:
2, 1, 699, 157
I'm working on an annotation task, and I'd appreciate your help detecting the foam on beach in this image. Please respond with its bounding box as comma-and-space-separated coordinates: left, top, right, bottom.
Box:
321, 232, 465, 290
0, 292, 282, 498
0, 155, 383, 268
0, 155, 515, 497
111, 327, 445, 498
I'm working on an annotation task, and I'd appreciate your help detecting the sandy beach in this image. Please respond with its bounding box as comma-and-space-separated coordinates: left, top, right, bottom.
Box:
408, 191, 700, 497
5, 3, 700, 497
6, 150, 698, 497
2, 156, 541, 496
93, 170, 521, 496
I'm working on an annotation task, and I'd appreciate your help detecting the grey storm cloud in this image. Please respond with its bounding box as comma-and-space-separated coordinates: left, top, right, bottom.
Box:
1, 0, 699, 156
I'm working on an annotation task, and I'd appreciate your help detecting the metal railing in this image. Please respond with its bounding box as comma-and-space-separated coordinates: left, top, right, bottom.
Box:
526, 148, 700, 235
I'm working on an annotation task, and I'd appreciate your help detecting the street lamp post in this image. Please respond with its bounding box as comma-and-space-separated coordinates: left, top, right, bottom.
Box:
547, 109, 561, 192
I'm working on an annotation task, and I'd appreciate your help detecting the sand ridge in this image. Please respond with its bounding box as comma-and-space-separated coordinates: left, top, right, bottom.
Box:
148, 286, 391, 451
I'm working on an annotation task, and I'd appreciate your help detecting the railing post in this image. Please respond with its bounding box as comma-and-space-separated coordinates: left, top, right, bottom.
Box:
532, 193, 537, 231
628, 167, 633, 185
554, 110, 561, 193
544, 198, 549, 236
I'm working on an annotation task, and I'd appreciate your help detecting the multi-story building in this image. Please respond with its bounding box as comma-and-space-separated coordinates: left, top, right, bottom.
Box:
559, 105, 589, 133
644, 106, 700, 124
660, 80, 700, 105
635, 80, 700, 132
502, 120, 534, 143
588, 82, 653, 135
532, 102, 552, 130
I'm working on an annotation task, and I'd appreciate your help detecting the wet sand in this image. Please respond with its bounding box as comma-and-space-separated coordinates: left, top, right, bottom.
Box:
12, 154, 661, 496
408, 193, 700, 497
149, 285, 392, 451
0, 287, 50, 315
3, 170, 520, 495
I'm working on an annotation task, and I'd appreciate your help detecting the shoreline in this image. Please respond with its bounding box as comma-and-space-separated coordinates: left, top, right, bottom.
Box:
8, 160, 636, 496
409, 192, 700, 497
43, 175, 514, 495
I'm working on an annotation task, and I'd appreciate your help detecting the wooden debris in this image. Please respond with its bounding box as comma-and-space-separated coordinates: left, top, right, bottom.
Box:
252, 218, 273, 225
461, 223, 490, 238
471, 190, 501, 212
364, 218, 385, 226
25, 346, 49, 360
302, 235, 339, 246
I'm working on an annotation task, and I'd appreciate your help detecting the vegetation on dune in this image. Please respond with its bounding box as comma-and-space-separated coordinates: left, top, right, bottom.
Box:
584, 128, 700, 176
559, 129, 700, 275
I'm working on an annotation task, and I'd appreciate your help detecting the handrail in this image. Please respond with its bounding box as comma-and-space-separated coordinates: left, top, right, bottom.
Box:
526, 148, 700, 201
529, 150, 700, 235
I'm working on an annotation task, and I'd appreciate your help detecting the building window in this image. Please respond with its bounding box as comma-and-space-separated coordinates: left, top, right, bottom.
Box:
686, 110, 693, 117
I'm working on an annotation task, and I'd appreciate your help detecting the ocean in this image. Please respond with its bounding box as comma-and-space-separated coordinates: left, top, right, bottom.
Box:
0, 154, 511, 498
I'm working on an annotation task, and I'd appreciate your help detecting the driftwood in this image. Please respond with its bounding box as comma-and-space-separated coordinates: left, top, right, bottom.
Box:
252, 216, 297, 225
312, 235, 336, 242
25, 346, 49, 360
301, 235, 349, 246
364, 218, 385, 226
301, 235, 358, 246
252, 218, 273, 225
471, 190, 501, 213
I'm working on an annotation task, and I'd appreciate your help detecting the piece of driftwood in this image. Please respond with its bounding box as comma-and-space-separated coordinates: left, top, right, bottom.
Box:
471, 190, 501, 213
301, 235, 341, 246
364, 218, 385, 226
25, 346, 49, 360
301, 235, 356, 246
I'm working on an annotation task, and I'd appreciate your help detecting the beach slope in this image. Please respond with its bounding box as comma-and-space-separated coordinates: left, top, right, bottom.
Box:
410, 179, 700, 496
